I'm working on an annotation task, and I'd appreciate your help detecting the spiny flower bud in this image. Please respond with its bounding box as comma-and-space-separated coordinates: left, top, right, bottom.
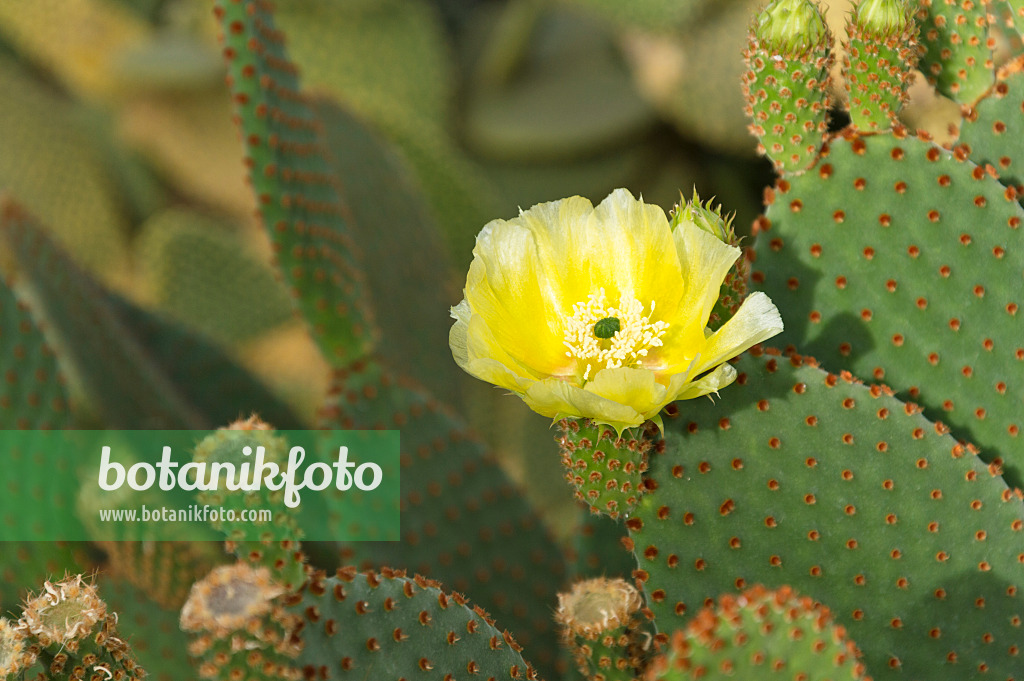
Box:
670, 192, 747, 327
854, 0, 913, 38
670, 191, 737, 246
755, 0, 830, 56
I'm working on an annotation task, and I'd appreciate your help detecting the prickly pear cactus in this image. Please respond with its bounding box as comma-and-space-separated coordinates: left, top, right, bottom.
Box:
8, 1, 1024, 681
750, 0, 1024, 486
649, 1, 1024, 679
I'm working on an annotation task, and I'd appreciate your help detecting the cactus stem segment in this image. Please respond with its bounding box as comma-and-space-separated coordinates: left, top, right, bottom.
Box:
558, 417, 660, 519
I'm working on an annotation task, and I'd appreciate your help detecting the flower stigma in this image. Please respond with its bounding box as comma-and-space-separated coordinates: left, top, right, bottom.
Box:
593, 317, 621, 339
563, 288, 670, 381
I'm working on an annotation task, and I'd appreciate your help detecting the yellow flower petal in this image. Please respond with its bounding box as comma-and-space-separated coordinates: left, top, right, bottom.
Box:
673, 363, 738, 401
585, 367, 671, 418
655, 219, 742, 373
451, 301, 538, 392
524, 378, 645, 431
674, 217, 741, 323
465, 218, 570, 375
695, 292, 784, 375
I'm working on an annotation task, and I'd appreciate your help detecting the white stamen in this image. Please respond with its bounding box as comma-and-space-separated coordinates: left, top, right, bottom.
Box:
563, 288, 669, 381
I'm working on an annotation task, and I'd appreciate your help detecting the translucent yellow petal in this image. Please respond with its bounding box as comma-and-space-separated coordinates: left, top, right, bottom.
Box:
464, 218, 571, 375
588, 189, 685, 307
694, 292, 784, 374
523, 378, 645, 429
671, 218, 741, 328
511, 195, 594, 307
464, 357, 536, 394
516, 190, 684, 313
448, 300, 471, 370
465, 313, 546, 381
653, 220, 741, 373
673, 363, 738, 401
452, 300, 548, 391
584, 367, 670, 417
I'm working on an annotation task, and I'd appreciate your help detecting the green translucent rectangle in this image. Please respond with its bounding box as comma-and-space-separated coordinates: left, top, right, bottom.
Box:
0, 430, 399, 541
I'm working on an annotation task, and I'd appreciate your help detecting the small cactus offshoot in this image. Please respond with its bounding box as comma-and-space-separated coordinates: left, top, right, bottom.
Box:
742, 0, 833, 174
844, 0, 919, 131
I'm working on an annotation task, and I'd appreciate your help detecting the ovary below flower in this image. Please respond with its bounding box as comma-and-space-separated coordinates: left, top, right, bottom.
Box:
449, 188, 784, 433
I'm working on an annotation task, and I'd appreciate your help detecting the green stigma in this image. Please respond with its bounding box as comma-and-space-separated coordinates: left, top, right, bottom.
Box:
593, 317, 621, 339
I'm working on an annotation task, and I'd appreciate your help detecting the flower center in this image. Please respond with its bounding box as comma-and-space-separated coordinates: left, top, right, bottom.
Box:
563, 288, 670, 381
593, 317, 620, 339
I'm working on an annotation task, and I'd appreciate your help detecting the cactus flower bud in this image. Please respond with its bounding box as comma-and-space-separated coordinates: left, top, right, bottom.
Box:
755, 0, 829, 55
855, 0, 913, 38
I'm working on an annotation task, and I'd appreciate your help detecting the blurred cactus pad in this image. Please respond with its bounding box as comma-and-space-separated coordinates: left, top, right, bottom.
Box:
2, 0, 1024, 680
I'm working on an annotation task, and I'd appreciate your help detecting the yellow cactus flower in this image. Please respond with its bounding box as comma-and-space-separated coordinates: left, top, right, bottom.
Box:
449, 189, 783, 432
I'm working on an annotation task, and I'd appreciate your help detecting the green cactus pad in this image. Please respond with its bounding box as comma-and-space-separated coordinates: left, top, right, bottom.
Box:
136, 209, 295, 347
751, 130, 1024, 487
101, 576, 197, 681
0, 55, 132, 290
0, 279, 86, 552
558, 417, 659, 519
318, 359, 568, 679
844, 0, 919, 132
959, 59, 1024, 193
311, 100, 461, 401
0, 197, 301, 429
0, 428, 91, 543
742, 0, 833, 174
570, 511, 640, 581
0, 273, 71, 430
915, 0, 995, 104
215, 0, 377, 367
290, 567, 537, 680
630, 349, 1024, 680
647, 584, 868, 680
